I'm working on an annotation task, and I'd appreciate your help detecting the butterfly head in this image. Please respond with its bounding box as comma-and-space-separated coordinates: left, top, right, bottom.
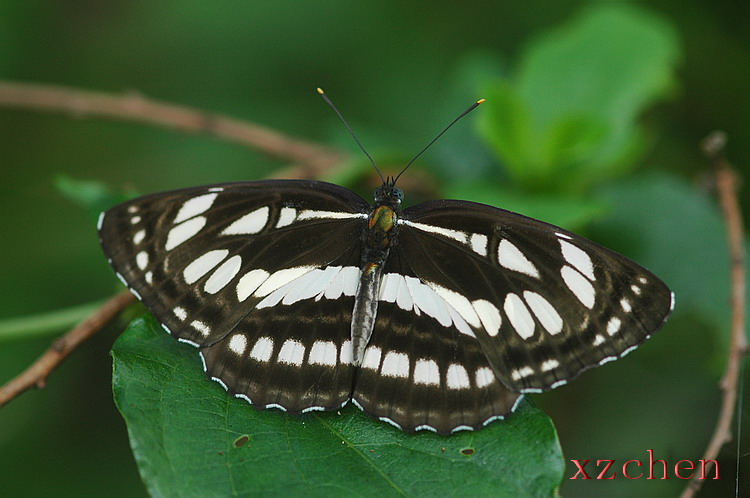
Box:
374, 178, 403, 210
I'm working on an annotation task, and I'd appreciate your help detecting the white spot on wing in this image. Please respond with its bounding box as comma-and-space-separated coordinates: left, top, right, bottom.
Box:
133, 229, 146, 245
413, 359, 440, 386
301, 406, 325, 413
265, 403, 287, 412
561, 265, 595, 309
504, 293, 535, 340
166, 216, 206, 251
308, 341, 338, 366
470, 233, 488, 256
395, 277, 414, 312
174, 193, 218, 224
414, 425, 438, 433
378, 416, 402, 430
281, 266, 341, 305
431, 284, 481, 330
228, 334, 247, 355
555, 232, 572, 240
472, 299, 502, 337
405, 276, 451, 327
541, 359, 559, 372
607, 317, 622, 335
204, 255, 243, 294
378, 273, 401, 304
631, 284, 641, 295
361, 346, 382, 370
593, 334, 605, 346
523, 291, 563, 335
235, 393, 251, 403
297, 210, 367, 221
221, 206, 270, 235
275, 207, 297, 228
381, 351, 410, 378
144, 271, 153, 284
115, 272, 128, 287
446, 364, 470, 389
250, 337, 274, 362
183, 249, 229, 284
277, 339, 305, 366
324, 266, 360, 300
560, 240, 595, 280
173, 307, 187, 320
620, 298, 632, 313
475, 367, 495, 388
211, 376, 229, 391
236, 269, 270, 302
400, 220, 468, 245
136, 251, 149, 270
97, 212, 105, 230
190, 320, 210, 336
339, 339, 353, 365
130, 215, 141, 224
498, 239, 539, 278
254, 266, 315, 297
511, 366, 534, 381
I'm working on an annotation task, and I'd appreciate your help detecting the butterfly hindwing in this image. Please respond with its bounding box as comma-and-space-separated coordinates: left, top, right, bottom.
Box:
354, 300, 522, 433
397, 199, 674, 393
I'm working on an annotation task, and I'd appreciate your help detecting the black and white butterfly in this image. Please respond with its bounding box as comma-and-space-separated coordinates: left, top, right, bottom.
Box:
98, 95, 673, 434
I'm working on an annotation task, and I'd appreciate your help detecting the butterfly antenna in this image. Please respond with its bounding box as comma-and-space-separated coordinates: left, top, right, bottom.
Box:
317, 88, 385, 184
394, 98, 485, 183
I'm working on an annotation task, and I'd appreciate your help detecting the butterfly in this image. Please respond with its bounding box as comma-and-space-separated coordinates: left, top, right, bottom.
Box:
98, 91, 673, 434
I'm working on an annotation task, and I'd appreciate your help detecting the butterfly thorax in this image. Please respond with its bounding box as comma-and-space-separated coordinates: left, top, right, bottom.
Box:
349, 183, 404, 364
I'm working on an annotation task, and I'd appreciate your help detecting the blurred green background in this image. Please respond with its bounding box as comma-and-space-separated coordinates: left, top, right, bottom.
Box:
1, 1, 748, 497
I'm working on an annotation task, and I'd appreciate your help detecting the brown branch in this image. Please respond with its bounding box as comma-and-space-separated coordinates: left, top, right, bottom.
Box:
0, 80, 346, 178
0, 81, 352, 409
0, 291, 136, 408
681, 131, 748, 498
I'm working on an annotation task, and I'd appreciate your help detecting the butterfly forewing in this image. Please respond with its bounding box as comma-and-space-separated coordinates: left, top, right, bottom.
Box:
99, 181, 370, 412
398, 200, 674, 393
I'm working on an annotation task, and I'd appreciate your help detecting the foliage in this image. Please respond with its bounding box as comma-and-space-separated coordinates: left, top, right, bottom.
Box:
1, 2, 745, 497
113, 315, 564, 497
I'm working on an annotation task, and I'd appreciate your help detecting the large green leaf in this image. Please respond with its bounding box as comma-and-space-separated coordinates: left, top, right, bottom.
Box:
112, 315, 564, 497
479, 4, 680, 191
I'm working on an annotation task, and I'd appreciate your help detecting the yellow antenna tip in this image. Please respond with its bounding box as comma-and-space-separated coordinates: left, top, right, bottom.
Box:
316, 87, 325, 95
477, 98, 486, 105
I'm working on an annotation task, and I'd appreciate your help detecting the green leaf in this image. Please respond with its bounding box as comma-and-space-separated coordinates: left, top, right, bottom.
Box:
480, 4, 680, 191
112, 315, 564, 497
478, 81, 533, 177
55, 175, 138, 223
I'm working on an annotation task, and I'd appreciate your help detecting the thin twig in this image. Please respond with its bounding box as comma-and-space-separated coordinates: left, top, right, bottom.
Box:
681, 131, 748, 498
0, 298, 107, 341
0, 80, 346, 178
0, 291, 135, 408
0, 81, 351, 409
